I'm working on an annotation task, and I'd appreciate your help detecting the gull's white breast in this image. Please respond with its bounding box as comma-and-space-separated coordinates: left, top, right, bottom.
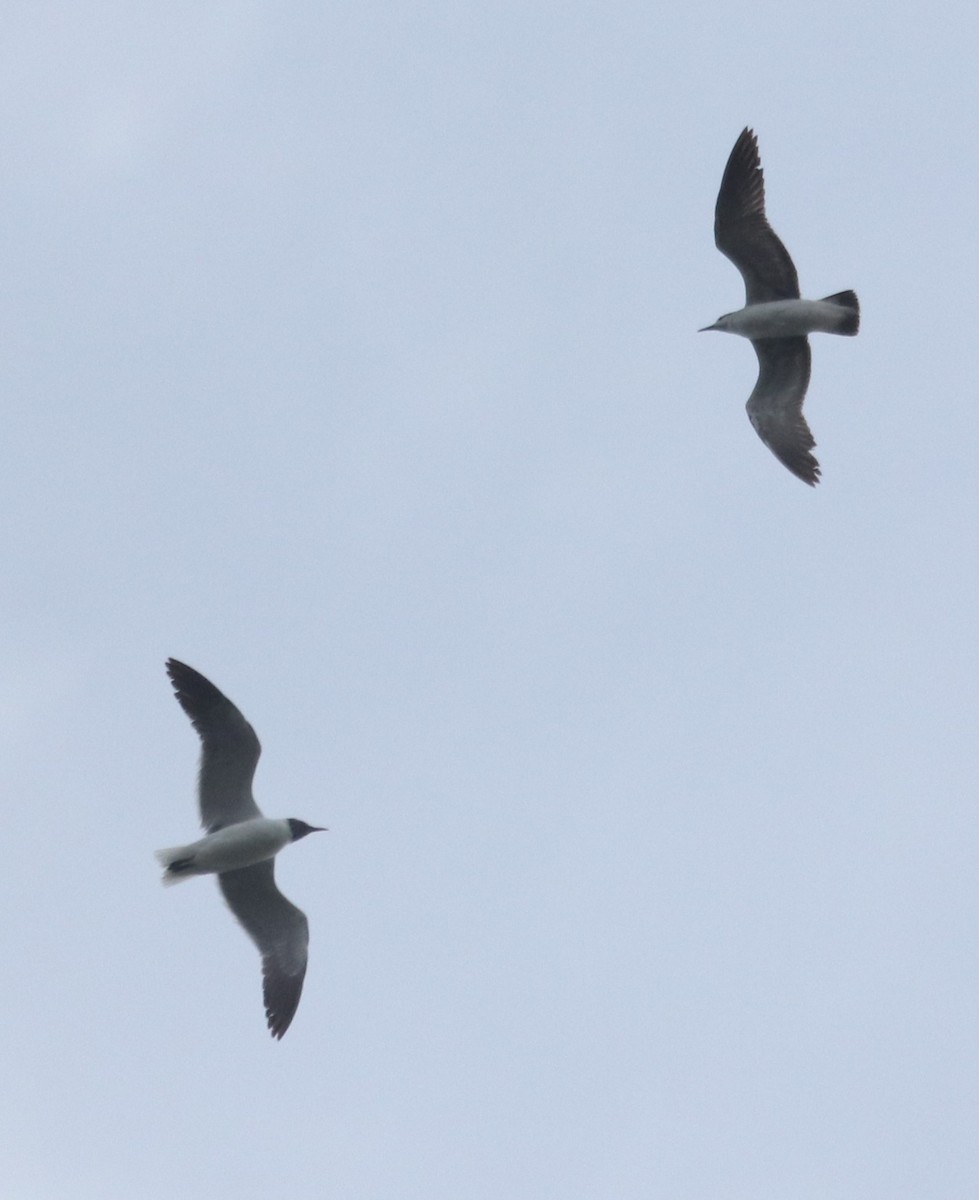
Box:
170, 818, 292, 875
721, 299, 850, 339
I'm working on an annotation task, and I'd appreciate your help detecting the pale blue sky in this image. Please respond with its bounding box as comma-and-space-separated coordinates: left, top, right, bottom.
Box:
3, 3, 979, 1197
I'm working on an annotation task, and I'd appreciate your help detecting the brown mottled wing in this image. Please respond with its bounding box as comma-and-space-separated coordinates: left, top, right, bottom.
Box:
219, 861, 310, 1039
715, 128, 800, 304
166, 658, 262, 832
746, 337, 820, 486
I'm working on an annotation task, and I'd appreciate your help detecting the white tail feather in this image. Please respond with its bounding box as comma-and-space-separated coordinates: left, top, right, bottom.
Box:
155, 845, 197, 886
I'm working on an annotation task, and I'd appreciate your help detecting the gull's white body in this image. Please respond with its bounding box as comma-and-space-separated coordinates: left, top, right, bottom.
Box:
156, 817, 295, 883
708, 298, 855, 341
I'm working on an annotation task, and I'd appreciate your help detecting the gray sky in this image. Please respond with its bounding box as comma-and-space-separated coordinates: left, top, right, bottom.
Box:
3, 3, 978, 1197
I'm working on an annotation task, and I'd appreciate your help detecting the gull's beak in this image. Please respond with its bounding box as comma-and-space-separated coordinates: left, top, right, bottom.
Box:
698, 322, 719, 332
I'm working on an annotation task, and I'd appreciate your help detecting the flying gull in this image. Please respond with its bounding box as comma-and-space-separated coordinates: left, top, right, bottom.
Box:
157, 658, 325, 1038
701, 127, 859, 485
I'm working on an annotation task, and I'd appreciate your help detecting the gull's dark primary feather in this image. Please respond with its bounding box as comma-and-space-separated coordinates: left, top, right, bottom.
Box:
714, 127, 800, 305
219, 861, 310, 1040
746, 338, 819, 486
166, 658, 261, 832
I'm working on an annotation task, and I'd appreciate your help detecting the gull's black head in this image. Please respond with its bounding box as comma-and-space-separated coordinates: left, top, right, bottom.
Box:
287, 818, 327, 841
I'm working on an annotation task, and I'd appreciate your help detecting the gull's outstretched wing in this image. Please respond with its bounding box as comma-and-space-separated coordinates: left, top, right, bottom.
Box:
166, 658, 262, 832
219, 861, 310, 1039
715, 128, 800, 305
746, 337, 819, 486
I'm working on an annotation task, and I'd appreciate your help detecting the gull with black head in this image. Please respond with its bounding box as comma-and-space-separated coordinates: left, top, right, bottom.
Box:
701, 128, 859, 485
157, 658, 326, 1038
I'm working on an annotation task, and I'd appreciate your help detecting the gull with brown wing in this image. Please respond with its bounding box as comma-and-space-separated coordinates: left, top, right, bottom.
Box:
701, 128, 859, 485
156, 658, 325, 1038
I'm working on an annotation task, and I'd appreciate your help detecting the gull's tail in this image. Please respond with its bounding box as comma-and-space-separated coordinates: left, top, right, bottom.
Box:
155, 845, 199, 886
820, 290, 860, 336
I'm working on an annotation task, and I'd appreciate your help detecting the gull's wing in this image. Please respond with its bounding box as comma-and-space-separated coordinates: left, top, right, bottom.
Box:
219, 861, 310, 1039
166, 658, 262, 831
715, 128, 800, 304
746, 337, 819, 486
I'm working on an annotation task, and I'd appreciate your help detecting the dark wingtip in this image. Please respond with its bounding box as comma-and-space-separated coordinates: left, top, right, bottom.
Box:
263, 966, 305, 1039
714, 127, 767, 245
165, 657, 198, 690
791, 455, 821, 486
165, 658, 228, 713
729, 127, 760, 170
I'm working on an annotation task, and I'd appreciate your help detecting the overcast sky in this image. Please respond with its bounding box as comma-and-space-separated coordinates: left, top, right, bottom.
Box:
3, 3, 979, 1198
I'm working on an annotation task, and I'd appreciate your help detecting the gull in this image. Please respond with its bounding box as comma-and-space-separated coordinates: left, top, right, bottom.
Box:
156, 658, 325, 1038
701, 127, 859, 485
